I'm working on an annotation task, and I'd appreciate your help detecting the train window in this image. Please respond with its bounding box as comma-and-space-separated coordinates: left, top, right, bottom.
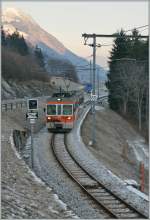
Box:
57, 105, 61, 115
47, 105, 56, 115
63, 105, 72, 115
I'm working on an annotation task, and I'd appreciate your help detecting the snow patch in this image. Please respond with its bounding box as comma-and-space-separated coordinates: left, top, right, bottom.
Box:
95, 105, 105, 111
4, 8, 21, 17
127, 186, 149, 201
127, 139, 149, 168
10, 131, 52, 192
53, 194, 67, 210
67, 104, 149, 217
65, 210, 79, 218
27, 168, 52, 191
52, 194, 79, 218
15, 19, 20, 22
9, 134, 22, 160
48, 206, 59, 214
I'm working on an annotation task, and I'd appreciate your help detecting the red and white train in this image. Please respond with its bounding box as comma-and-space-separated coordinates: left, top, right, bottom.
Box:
45, 91, 84, 132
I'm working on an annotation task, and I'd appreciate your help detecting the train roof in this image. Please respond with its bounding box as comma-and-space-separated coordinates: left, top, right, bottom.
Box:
46, 92, 79, 103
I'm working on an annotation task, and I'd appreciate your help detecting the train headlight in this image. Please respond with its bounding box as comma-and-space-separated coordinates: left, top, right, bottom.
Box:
67, 116, 71, 120
48, 116, 51, 120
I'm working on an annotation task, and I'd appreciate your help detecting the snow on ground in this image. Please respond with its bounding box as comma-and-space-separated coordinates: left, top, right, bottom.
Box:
126, 186, 149, 201
29, 127, 108, 219
1, 99, 78, 219
67, 105, 149, 217
95, 105, 105, 111
127, 139, 149, 169
81, 101, 149, 194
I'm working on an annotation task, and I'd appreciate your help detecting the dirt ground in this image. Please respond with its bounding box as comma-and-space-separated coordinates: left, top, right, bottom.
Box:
1, 102, 77, 219
81, 106, 149, 194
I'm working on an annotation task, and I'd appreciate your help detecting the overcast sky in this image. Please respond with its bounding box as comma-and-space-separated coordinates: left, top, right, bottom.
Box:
2, 1, 148, 68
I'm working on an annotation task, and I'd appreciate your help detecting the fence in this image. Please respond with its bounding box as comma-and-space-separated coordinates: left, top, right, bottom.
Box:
1, 101, 27, 112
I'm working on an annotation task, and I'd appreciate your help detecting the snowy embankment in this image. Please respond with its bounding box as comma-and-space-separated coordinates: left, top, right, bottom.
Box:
1, 99, 78, 219
67, 105, 149, 217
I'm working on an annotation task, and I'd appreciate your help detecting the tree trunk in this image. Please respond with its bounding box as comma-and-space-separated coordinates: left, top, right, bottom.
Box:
138, 106, 142, 131
123, 101, 127, 115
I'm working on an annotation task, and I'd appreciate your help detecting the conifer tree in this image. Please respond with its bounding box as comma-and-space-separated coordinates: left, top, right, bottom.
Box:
1, 26, 7, 46
34, 45, 45, 67
7, 29, 29, 55
107, 29, 130, 111
106, 28, 148, 132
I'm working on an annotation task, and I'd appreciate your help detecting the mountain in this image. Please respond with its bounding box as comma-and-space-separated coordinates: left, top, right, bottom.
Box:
2, 7, 107, 82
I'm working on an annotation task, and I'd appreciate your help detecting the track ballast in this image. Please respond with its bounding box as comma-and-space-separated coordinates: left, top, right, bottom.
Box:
51, 133, 147, 219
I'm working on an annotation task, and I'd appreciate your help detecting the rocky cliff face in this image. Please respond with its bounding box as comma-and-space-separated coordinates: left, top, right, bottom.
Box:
1, 78, 55, 100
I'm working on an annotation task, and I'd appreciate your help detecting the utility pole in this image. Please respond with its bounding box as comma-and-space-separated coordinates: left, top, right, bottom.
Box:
90, 60, 92, 85
92, 34, 96, 145
97, 68, 100, 99
82, 32, 148, 145
82, 34, 101, 145
93, 34, 96, 95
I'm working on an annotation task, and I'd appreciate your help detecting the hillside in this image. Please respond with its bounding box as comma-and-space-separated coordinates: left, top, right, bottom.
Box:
2, 7, 107, 82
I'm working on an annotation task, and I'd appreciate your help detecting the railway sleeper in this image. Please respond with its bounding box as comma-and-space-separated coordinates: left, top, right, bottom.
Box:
112, 208, 137, 214
74, 175, 94, 179
88, 187, 106, 192
102, 200, 122, 205
80, 181, 98, 187
89, 191, 112, 196
65, 163, 79, 168
96, 195, 117, 201
71, 170, 87, 174
116, 212, 141, 219
106, 203, 127, 209
106, 207, 141, 219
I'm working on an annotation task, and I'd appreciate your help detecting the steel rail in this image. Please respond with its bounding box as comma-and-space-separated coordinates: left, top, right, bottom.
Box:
51, 133, 147, 219
51, 133, 116, 218
51, 97, 147, 219
64, 136, 147, 219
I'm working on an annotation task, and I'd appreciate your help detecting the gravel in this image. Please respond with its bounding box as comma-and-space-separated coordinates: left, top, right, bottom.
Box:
67, 105, 149, 218
2, 94, 148, 218
1, 99, 78, 219
31, 126, 109, 219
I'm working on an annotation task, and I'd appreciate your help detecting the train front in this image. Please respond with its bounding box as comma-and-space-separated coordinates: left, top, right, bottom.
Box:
46, 98, 75, 132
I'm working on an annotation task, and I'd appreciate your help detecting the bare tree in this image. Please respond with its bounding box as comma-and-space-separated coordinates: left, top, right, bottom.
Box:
130, 63, 147, 131
113, 60, 137, 114
112, 60, 148, 131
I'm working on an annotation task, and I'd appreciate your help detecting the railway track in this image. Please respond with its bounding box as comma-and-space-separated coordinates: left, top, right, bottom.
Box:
51, 133, 147, 219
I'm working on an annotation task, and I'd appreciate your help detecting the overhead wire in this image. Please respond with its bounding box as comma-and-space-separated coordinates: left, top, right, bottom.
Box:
124, 25, 148, 33
94, 25, 149, 48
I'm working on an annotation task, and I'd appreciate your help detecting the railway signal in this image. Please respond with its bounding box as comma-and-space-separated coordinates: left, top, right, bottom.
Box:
26, 98, 39, 169
90, 94, 98, 102
27, 98, 38, 111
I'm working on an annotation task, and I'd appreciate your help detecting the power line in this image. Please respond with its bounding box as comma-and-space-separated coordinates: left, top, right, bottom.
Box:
139, 28, 149, 34
124, 25, 148, 33
93, 25, 149, 47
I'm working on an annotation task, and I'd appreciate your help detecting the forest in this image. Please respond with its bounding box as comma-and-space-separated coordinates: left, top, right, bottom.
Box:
1, 27, 77, 82
106, 29, 149, 138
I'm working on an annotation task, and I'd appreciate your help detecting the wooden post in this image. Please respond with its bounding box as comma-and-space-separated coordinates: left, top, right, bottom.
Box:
11, 103, 13, 110
5, 104, 7, 111
140, 162, 145, 192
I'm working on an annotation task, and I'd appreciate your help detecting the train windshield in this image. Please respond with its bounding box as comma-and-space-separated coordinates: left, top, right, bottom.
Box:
47, 105, 56, 115
63, 105, 72, 115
